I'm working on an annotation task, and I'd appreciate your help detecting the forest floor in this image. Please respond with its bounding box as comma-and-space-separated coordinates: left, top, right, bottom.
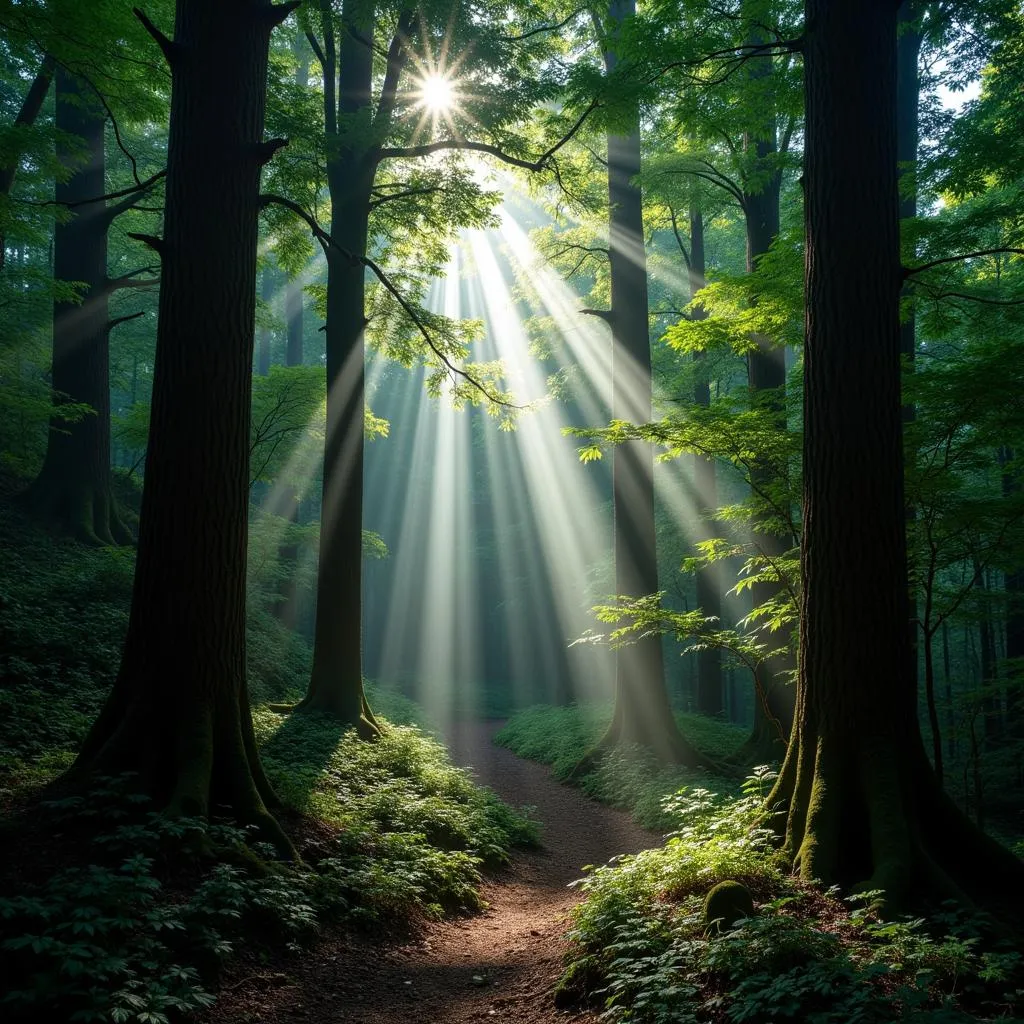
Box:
211, 720, 659, 1024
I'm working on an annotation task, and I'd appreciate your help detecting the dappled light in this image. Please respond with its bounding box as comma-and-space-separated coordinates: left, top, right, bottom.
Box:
2, 1, 1023, 1023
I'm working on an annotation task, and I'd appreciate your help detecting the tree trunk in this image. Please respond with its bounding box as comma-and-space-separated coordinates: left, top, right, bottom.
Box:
257, 263, 274, 375
736, 20, 793, 763
592, 0, 700, 765
898, 1, 923, 693
0, 55, 55, 273
66, 0, 294, 854
767, 0, 1024, 920
298, 0, 379, 734
689, 207, 724, 717
24, 68, 132, 546
999, 447, 1023, 737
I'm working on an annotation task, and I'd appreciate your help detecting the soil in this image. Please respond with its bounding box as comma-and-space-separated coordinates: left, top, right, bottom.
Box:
213, 720, 660, 1024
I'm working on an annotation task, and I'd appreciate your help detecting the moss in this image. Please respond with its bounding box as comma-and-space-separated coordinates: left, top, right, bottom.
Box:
703, 879, 754, 934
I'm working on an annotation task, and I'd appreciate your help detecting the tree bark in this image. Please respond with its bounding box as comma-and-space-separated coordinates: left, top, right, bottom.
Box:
591, 0, 701, 765
767, 0, 1024, 920
1001, 447, 1024, 737
736, 18, 793, 762
257, 263, 274, 375
24, 68, 132, 546
66, 0, 294, 854
689, 207, 724, 717
298, 0, 379, 733
898, 1, 923, 694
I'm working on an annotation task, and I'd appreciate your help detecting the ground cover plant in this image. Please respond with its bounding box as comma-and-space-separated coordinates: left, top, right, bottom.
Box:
555, 772, 1024, 1024
496, 703, 747, 830
0, 489, 537, 1023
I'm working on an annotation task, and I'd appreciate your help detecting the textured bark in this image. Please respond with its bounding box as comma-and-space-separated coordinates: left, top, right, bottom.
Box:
737, 21, 793, 760
257, 263, 274, 375
592, 0, 700, 765
298, 0, 379, 734
24, 68, 132, 546
67, 0, 292, 853
1002, 447, 1024, 737
689, 208, 724, 717
0, 55, 55, 273
767, 0, 1024, 919
898, 1, 923, 691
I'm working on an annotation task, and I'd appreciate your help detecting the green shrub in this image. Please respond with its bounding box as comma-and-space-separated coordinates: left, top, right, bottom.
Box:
495, 703, 748, 829
559, 775, 1023, 1024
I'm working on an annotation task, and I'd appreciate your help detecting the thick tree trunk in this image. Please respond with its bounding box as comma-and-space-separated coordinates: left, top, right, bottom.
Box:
299, 0, 379, 734
898, 2, 923, 692
592, 0, 700, 765
1001, 447, 1024, 737
737, 24, 793, 761
689, 208, 724, 717
0, 55, 55, 273
24, 68, 132, 546
66, 0, 293, 854
768, 0, 1024, 920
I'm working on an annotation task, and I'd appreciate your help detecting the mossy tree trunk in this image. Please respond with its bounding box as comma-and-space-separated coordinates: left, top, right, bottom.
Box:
593, 0, 702, 765
67, 0, 297, 854
767, 0, 1024, 919
25, 68, 133, 547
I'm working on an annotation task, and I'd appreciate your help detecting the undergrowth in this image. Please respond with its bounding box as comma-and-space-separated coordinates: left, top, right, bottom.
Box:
495, 703, 748, 830
0, 488, 538, 1023
560, 772, 1024, 1024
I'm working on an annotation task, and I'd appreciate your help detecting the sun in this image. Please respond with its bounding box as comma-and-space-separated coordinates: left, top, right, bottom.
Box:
418, 74, 455, 113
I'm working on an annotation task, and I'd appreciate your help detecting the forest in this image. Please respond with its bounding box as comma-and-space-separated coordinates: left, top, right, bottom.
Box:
1, 0, 1023, 1021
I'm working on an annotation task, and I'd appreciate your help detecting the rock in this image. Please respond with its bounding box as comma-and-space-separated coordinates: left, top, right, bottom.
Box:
702, 880, 755, 934
471, 974, 488, 987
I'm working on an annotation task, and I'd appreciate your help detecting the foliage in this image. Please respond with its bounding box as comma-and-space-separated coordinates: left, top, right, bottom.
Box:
496, 703, 746, 830
559, 775, 1024, 1024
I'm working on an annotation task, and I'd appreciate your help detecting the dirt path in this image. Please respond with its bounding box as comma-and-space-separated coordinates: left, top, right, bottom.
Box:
220, 721, 659, 1024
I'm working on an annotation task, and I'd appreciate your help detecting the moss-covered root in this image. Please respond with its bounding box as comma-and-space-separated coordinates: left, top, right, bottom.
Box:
64, 684, 297, 861
22, 477, 133, 548
269, 688, 383, 740
703, 880, 755, 934
766, 730, 1024, 923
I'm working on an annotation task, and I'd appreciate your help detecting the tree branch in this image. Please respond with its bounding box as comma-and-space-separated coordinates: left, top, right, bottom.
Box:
903, 247, 1024, 278
501, 9, 588, 41
374, 10, 415, 133
259, 193, 521, 408
133, 7, 179, 66
377, 98, 599, 171
107, 311, 145, 332
668, 206, 691, 269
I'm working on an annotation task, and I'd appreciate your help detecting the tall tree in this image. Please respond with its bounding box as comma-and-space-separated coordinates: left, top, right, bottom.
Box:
687, 204, 725, 717
24, 69, 148, 546
273, 0, 560, 729
0, 54, 54, 274
767, 0, 1024, 915
67, 0, 297, 851
587, 0, 702, 764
